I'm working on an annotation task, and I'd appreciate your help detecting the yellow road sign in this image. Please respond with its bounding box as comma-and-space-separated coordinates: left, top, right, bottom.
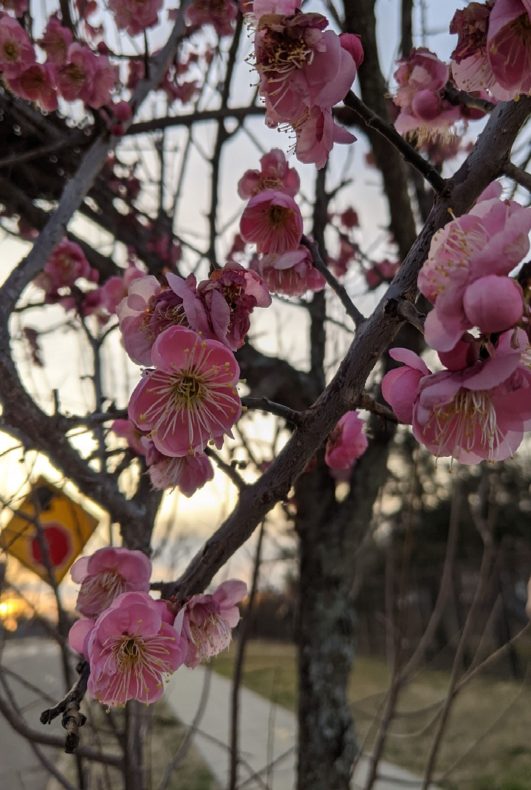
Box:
0, 477, 98, 584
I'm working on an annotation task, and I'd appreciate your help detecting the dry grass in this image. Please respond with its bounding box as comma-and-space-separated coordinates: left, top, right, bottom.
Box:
213, 640, 531, 790
47, 700, 217, 790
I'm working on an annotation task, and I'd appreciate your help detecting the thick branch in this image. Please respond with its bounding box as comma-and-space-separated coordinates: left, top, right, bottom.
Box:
157, 98, 531, 600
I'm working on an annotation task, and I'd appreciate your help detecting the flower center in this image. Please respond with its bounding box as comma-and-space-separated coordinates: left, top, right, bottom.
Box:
432, 389, 501, 458
116, 636, 143, 669
267, 204, 291, 227
172, 373, 205, 406
3, 42, 18, 61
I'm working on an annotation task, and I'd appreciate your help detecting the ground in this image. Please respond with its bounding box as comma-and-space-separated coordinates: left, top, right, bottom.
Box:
213, 640, 531, 790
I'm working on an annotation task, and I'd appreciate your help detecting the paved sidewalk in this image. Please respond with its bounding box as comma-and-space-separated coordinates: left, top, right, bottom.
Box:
165, 666, 436, 790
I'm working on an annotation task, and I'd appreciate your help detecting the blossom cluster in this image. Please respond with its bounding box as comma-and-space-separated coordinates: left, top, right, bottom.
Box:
238, 149, 325, 296
114, 263, 270, 495
249, 0, 362, 167
0, 15, 118, 111
392, 47, 487, 145
382, 184, 531, 463
68, 547, 246, 706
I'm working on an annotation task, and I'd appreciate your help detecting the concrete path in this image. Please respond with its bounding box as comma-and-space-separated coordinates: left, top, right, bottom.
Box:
165, 666, 436, 790
1, 639, 65, 790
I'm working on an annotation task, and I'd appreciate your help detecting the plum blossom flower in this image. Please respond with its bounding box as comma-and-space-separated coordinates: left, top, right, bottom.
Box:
418, 194, 531, 351
117, 274, 207, 365
71, 547, 152, 618
174, 580, 247, 666
70, 592, 185, 706
196, 263, 271, 351
450, 0, 531, 99
382, 331, 531, 463
98, 264, 144, 316
252, 1, 358, 166
237, 149, 300, 199
487, 0, 531, 97
295, 106, 355, 169
39, 17, 73, 65
128, 326, 241, 456
109, 0, 163, 36
251, 246, 325, 296
6, 63, 58, 111
186, 0, 238, 36
364, 259, 399, 290
0, 15, 35, 78
35, 240, 97, 298
57, 44, 117, 108
393, 48, 460, 141
325, 410, 368, 471
146, 446, 214, 495
111, 418, 147, 456
240, 190, 303, 254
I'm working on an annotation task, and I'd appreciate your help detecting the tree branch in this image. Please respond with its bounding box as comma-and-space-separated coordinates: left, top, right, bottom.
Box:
343, 90, 446, 194
156, 97, 531, 601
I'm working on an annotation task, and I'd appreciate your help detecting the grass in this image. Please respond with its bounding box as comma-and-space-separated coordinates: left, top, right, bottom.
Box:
213, 640, 531, 790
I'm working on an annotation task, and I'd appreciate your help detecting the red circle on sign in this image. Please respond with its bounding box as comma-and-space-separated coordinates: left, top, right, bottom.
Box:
30, 522, 71, 567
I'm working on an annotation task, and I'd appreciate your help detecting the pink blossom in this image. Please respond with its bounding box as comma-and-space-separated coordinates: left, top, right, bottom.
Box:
339, 33, 364, 69
56, 43, 97, 102
382, 332, 531, 463
253, 6, 358, 165
329, 239, 357, 278
364, 259, 399, 290
240, 190, 303, 254
418, 196, 531, 351
128, 326, 241, 456
295, 106, 355, 169
35, 240, 96, 296
148, 449, 214, 495
6, 63, 58, 111
111, 418, 147, 456
450, 2, 505, 97
84, 54, 118, 109
174, 580, 247, 666
196, 263, 271, 351
109, 0, 163, 36
71, 547, 152, 618
487, 0, 531, 97
0, 15, 35, 78
39, 18, 73, 65
325, 411, 368, 471
393, 48, 460, 140
71, 592, 185, 706
186, 0, 238, 36
238, 149, 300, 199
339, 207, 359, 229
99, 265, 144, 315
117, 274, 207, 366
252, 247, 325, 296
256, 15, 356, 125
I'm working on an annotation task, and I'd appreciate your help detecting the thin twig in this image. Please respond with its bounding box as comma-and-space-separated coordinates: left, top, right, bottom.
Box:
301, 235, 366, 328
241, 396, 305, 426
343, 90, 446, 193
504, 161, 531, 192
